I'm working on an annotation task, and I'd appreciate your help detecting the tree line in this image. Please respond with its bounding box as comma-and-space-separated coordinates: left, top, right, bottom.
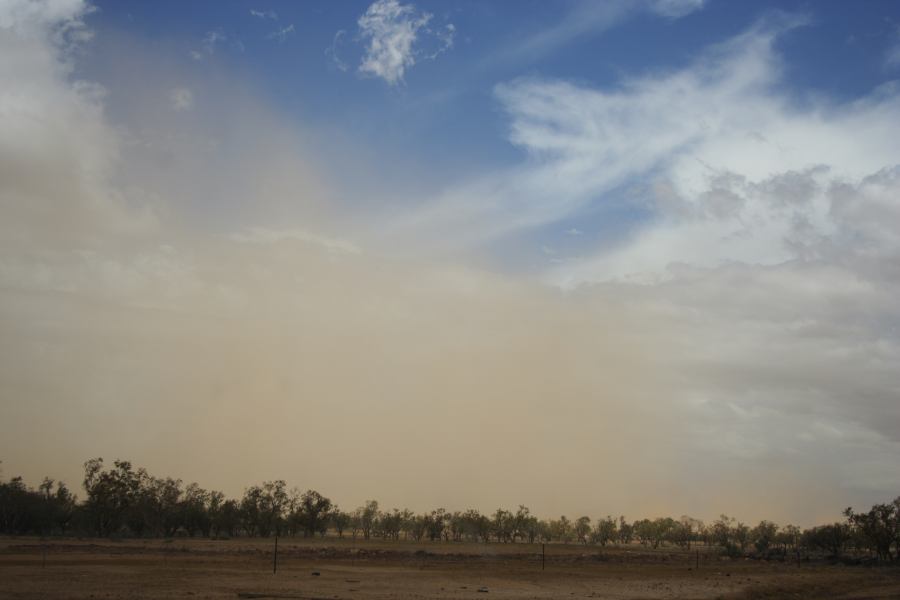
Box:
1, 458, 899, 562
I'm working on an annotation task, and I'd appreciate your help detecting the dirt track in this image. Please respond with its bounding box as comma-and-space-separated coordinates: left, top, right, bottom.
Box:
2, 538, 899, 599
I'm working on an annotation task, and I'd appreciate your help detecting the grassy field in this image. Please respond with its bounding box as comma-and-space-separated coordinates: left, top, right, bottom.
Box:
2, 537, 899, 599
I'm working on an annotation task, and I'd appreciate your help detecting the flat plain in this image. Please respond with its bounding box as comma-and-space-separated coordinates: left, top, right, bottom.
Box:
2, 538, 900, 600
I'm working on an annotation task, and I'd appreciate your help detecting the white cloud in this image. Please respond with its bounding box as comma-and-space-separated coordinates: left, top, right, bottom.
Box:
0, 0, 91, 37
0, 0, 156, 252
526, 17, 900, 285
326, 29, 349, 72
886, 40, 900, 69
494, 0, 705, 66
249, 9, 277, 20
191, 29, 226, 60
169, 87, 193, 111
393, 13, 900, 268
375, 15, 900, 510
3, 2, 900, 521
422, 22, 455, 60
267, 24, 294, 43
357, 0, 452, 85
203, 29, 225, 51
650, 0, 705, 18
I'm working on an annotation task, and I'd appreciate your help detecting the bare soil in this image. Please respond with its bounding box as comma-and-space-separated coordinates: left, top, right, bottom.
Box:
2, 537, 898, 599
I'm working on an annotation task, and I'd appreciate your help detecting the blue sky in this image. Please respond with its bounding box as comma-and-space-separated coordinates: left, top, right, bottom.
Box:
85, 0, 900, 160
3, 0, 900, 521
81, 0, 900, 269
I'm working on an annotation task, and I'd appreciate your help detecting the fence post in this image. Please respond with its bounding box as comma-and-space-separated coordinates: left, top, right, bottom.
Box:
273, 535, 278, 575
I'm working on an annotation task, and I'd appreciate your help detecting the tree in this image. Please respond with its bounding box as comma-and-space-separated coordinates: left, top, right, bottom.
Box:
330, 507, 351, 538
182, 483, 212, 537
407, 514, 427, 541
803, 523, 851, 557
550, 516, 573, 543
751, 520, 778, 555
492, 508, 513, 543
425, 508, 447, 541
377, 508, 402, 540
618, 516, 634, 545
733, 522, 750, 552
676, 516, 703, 549
711, 515, 735, 549
593, 516, 617, 546
0, 476, 30, 534
240, 480, 287, 537
775, 524, 801, 558
82, 458, 142, 537
513, 506, 540, 544
295, 490, 332, 538
633, 518, 673, 549
457, 508, 490, 542
574, 516, 591, 544
845, 501, 898, 561
358, 500, 379, 540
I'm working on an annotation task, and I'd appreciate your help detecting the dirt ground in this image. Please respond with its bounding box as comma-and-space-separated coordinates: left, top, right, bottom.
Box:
2, 537, 899, 600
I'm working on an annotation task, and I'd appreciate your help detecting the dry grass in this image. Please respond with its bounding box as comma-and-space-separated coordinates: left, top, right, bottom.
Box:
1, 537, 898, 599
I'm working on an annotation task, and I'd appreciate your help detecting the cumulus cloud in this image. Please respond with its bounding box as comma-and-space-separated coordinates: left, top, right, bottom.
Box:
377, 12, 900, 516
357, 0, 453, 85
0, 0, 93, 40
395, 13, 900, 264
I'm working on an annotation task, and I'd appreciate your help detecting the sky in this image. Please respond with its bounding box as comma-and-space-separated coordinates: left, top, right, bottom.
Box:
1, 0, 900, 526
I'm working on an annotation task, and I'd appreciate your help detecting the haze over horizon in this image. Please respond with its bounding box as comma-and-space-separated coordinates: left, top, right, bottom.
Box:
2, 0, 900, 528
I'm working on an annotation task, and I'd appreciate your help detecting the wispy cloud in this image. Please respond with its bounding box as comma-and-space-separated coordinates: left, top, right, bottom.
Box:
650, 0, 706, 18
191, 29, 226, 60
394, 13, 842, 255
326, 30, 349, 72
169, 87, 193, 111
422, 23, 455, 60
267, 24, 295, 43
230, 227, 360, 255
249, 9, 278, 20
886, 26, 900, 69
357, 0, 454, 85
4, 0, 900, 522
492, 0, 705, 66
